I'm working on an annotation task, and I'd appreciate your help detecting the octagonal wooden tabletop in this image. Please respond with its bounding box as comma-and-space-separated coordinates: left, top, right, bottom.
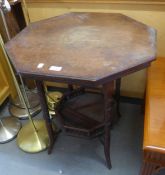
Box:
5, 12, 156, 85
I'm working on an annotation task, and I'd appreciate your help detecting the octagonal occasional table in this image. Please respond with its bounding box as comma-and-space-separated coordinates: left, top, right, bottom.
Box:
5, 12, 156, 169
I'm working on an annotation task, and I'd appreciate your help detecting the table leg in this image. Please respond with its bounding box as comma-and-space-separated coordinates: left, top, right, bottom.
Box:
115, 78, 121, 118
68, 84, 73, 92
36, 80, 55, 154
103, 81, 115, 169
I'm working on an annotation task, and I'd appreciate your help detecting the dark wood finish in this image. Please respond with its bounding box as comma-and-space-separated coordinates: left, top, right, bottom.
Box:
141, 58, 165, 175
115, 78, 121, 118
68, 84, 74, 92
103, 81, 115, 169
5, 13, 156, 86
56, 88, 104, 138
61, 107, 100, 129
4, 10, 20, 39
11, 2, 26, 30
53, 81, 119, 137
5, 13, 156, 169
1, 1, 26, 42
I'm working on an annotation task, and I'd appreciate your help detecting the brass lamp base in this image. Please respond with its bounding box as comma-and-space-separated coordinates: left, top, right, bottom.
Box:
17, 120, 52, 153
9, 91, 41, 119
11, 91, 40, 109
0, 117, 21, 143
9, 104, 41, 120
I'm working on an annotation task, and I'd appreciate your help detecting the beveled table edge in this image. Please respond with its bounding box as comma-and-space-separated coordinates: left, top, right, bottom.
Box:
14, 59, 155, 86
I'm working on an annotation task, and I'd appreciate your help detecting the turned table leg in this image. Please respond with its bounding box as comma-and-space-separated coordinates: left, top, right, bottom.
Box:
103, 81, 115, 169
36, 80, 55, 154
115, 78, 121, 118
68, 84, 74, 92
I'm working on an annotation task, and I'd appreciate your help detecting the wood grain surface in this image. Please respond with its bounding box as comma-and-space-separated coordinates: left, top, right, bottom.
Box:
144, 57, 165, 154
5, 12, 156, 85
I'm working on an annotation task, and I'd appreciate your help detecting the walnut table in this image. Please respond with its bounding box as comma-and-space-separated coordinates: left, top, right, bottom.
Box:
5, 12, 156, 169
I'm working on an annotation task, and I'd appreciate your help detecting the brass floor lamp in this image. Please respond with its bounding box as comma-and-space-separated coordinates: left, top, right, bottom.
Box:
1, 33, 50, 152
0, 6, 21, 143
0, 1, 49, 150
0, 0, 61, 150
9, 90, 41, 120
0, 0, 41, 120
17, 75, 50, 153
0, 116, 21, 143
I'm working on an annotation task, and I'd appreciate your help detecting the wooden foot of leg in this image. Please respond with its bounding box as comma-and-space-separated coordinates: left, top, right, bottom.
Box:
104, 125, 112, 169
